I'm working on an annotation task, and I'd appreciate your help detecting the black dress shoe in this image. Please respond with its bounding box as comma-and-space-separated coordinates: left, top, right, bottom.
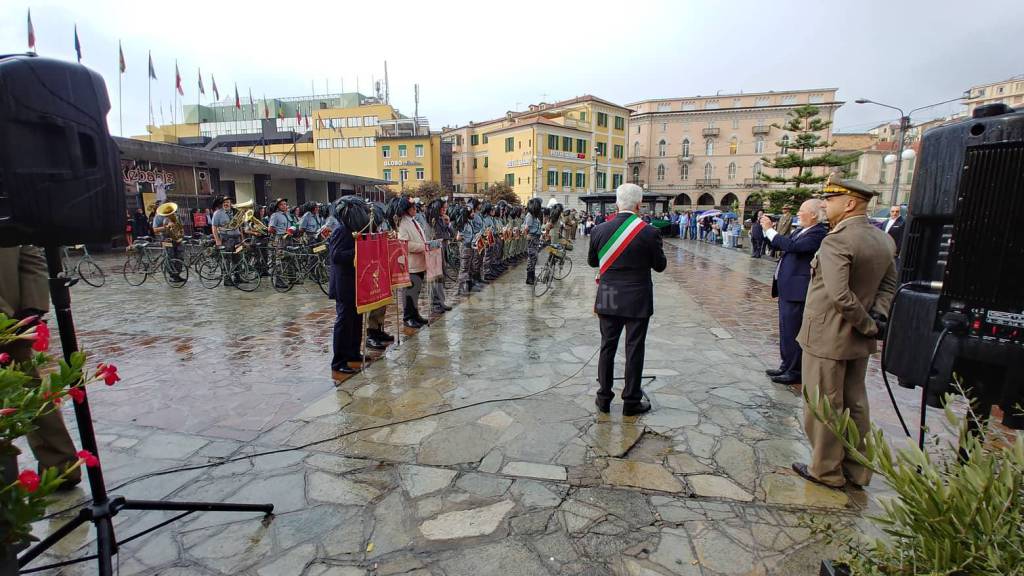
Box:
792, 462, 843, 490
438, 304, 452, 312
595, 397, 610, 414
765, 368, 785, 377
771, 372, 801, 385
378, 331, 395, 343
332, 366, 357, 375
366, 338, 387, 350
622, 400, 652, 416
403, 319, 424, 328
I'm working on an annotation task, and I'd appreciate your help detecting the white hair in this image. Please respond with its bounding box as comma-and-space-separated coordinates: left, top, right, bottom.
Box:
616, 183, 643, 211
814, 199, 827, 223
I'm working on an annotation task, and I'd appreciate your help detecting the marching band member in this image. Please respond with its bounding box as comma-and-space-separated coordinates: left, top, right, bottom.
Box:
470, 199, 486, 286
268, 198, 293, 245
454, 203, 478, 295
152, 201, 186, 283
524, 197, 543, 285
298, 202, 323, 242
425, 199, 453, 314
211, 195, 243, 286
481, 202, 497, 282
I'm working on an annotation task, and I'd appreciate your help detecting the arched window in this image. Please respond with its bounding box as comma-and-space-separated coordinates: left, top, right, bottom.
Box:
632, 166, 640, 182
657, 164, 666, 181
658, 140, 667, 157
729, 137, 738, 155
704, 162, 713, 179
682, 138, 690, 157
754, 136, 765, 154
680, 164, 689, 180
705, 139, 714, 156
633, 141, 640, 157
752, 162, 762, 179
780, 135, 790, 155
728, 162, 737, 180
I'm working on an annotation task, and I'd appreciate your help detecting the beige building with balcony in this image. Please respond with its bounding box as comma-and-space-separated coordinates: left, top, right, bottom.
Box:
965, 75, 1024, 115
627, 88, 840, 213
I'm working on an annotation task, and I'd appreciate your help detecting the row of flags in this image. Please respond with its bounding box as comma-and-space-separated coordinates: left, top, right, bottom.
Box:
26, 8, 315, 126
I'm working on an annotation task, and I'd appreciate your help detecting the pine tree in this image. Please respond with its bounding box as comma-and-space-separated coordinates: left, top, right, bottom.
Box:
759, 105, 861, 212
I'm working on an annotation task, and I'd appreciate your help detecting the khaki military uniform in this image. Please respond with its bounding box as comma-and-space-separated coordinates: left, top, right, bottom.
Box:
797, 214, 897, 487
0, 246, 80, 481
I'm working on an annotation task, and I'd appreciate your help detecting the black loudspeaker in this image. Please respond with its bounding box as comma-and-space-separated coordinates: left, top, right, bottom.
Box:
886, 103, 1024, 428
0, 54, 125, 248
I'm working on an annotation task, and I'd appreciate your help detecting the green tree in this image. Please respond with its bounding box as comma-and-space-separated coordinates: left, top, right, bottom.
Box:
483, 182, 521, 205
759, 105, 861, 212
409, 181, 450, 203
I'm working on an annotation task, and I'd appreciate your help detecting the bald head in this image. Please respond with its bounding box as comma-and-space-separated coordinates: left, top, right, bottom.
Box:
797, 199, 825, 228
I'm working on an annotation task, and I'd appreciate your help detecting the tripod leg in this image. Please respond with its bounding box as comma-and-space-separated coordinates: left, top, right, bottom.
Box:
95, 517, 116, 576
18, 509, 91, 568
122, 499, 274, 515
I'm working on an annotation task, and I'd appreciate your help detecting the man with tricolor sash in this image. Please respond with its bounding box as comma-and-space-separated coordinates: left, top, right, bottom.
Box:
588, 184, 667, 416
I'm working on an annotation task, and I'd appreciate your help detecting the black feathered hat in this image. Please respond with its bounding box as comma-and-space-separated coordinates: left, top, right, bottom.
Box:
334, 195, 369, 233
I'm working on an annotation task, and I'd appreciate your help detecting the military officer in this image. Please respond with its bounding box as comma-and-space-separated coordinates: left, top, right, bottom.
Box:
792, 175, 898, 490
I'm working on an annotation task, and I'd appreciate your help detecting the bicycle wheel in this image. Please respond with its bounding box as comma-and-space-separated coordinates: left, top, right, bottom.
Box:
271, 258, 295, 293
444, 243, 460, 282
197, 259, 224, 289
553, 255, 573, 280
77, 258, 106, 287
163, 258, 188, 288
533, 265, 552, 297
232, 256, 261, 292
123, 255, 147, 286
313, 259, 329, 296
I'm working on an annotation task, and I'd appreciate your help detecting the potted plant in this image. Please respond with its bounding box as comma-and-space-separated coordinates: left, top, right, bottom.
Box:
1, 313, 116, 571
803, 381, 1023, 575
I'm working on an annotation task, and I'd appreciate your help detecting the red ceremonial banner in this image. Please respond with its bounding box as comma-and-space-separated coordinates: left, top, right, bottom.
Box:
388, 238, 412, 289
355, 233, 392, 314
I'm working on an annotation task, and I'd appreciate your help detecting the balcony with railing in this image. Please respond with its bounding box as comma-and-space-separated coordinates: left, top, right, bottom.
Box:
752, 125, 771, 135
696, 179, 720, 188
627, 157, 646, 166
702, 128, 720, 137
677, 154, 693, 163
744, 178, 768, 188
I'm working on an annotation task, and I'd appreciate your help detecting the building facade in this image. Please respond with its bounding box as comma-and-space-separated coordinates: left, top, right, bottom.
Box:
442, 95, 630, 206
965, 75, 1024, 116
627, 89, 841, 213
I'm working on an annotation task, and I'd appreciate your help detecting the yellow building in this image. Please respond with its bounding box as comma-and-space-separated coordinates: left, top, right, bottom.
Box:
442, 95, 631, 206
132, 93, 446, 189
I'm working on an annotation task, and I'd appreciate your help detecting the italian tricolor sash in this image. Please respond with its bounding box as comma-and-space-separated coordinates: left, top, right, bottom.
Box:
598, 214, 646, 277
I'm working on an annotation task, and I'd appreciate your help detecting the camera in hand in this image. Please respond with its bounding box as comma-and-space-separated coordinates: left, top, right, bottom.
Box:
0, 54, 125, 248
885, 102, 1024, 428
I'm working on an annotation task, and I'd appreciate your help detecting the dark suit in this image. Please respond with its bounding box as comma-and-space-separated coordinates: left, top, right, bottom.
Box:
884, 216, 905, 256
328, 222, 362, 370
588, 212, 667, 406
769, 223, 827, 377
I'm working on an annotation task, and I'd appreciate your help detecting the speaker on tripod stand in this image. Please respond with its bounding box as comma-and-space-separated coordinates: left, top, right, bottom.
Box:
884, 102, 1024, 432
0, 53, 273, 575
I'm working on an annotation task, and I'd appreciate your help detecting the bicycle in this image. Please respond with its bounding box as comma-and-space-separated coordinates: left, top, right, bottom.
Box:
182, 234, 215, 272
270, 240, 328, 295
532, 243, 572, 297
443, 240, 460, 283
61, 245, 105, 287
196, 238, 261, 292
122, 237, 189, 288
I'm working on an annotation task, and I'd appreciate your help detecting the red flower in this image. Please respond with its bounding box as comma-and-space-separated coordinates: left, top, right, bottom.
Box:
18, 470, 40, 493
96, 364, 120, 386
0, 352, 10, 365
51, 395, 62, 406
67, 387, 85, 404
0, 408, 17, 416
76, 450, 99, 467
31, 321, 50, 352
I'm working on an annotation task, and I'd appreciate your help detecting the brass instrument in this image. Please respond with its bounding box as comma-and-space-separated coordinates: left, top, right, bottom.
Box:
244, 209, 270, 235
156, 202, 183, 242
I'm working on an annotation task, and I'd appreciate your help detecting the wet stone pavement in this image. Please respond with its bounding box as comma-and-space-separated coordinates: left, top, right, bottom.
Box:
21, 239, 916, 575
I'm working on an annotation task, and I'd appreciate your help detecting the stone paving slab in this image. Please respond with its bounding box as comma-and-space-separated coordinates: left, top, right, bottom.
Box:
19, 242, 891, 575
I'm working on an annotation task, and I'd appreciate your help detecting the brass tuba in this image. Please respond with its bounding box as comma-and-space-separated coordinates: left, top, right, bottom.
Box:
222, 199, 253, 232
244, 209, 269, 235
156, 202, 183, 242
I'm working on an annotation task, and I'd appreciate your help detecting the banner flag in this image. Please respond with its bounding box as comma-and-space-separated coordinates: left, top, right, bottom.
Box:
388, 238, 412, 289
355, 233, 393, 314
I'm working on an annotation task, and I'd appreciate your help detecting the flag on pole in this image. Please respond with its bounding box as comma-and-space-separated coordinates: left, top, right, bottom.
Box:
74, 25, 82, 63
175, 62, 184, 96
197, 69, 205, 95
278, 106, 284, 120
295, 107, 301, 124
27, 9, 35, 52
212, 75, 220, 100
304, 108, 309, 128
148, 51, 157, 80
118, 41, 126, 73
234, 84, 240, 109
248, 88, 255, 118
263, 94, 269, 119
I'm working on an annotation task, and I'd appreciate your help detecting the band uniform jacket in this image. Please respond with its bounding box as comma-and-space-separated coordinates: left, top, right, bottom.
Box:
587, 212, 667, 318
769, 223, 828, 302
327, 221, 356, 303
0, 246, 50, 318
796, 216, 898, 360
885, 215, 906, 255
776, 213, 794, 237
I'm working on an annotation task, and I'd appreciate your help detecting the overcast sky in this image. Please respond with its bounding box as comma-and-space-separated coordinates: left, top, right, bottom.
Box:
3, 0, 1020, 138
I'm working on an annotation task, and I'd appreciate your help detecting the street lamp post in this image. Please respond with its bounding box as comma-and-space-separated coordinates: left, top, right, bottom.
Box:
855, 96, 964, 206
